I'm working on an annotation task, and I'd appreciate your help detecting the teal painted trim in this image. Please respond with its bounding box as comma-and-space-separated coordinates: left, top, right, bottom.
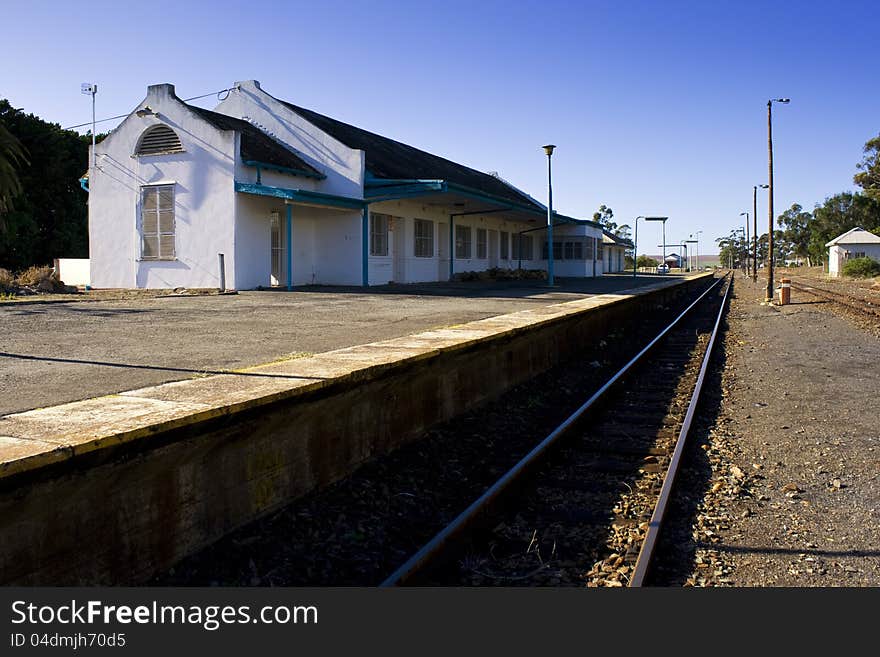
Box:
365, 178, 446, 188
79, 177, 89, 193
443, 182, 545, 216
364, 181, 446, 202
286, 205, 293, 291
234, 182, 366, 210
243, 160, 326, 180
362, 206, 369, 287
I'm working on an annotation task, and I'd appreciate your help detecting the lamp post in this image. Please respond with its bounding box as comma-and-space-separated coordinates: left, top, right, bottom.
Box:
685, 239, 698, 272
542, 144, 556, 286
633, 216, 645, 279
644, 216, 668, 272
753, 184, 768, 281
739, 212, 749, 276
81, 83, 97, 172
767, 98, 790, 301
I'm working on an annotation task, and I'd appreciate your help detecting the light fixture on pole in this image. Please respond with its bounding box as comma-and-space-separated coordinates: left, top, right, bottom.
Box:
685, 239, 698, 272
632, 216, 645, 279
81, 82, 98, 172
767, 98, 790, 301
644, 216, 668, 273
752, 184, 768, 281
542, 144, 556, 286
740, 212, 749, 275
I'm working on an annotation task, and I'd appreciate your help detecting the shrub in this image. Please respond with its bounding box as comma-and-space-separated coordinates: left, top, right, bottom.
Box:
842, 256, 880, 278
16, 265, 55, 287
0, 268, 13, 291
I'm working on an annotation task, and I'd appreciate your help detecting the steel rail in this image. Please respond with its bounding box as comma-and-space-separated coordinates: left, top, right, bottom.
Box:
629, 275, 732, 586
381, 274, 727, 587
788, 280, 880, 318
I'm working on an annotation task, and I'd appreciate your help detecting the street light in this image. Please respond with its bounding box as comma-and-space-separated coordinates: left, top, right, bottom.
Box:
632, 216, 645, 279
752, 184, 768, 281
739, 212, 749, 276
542, 144, 556, 286
685, 239, 698, 272
646, 216, 669, 271
81, 83, 97, 172
767, 98, 790, 301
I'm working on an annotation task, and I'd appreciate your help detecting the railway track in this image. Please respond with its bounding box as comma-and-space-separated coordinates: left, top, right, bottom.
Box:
382, 273, 731, 587
788, 279, 880, 318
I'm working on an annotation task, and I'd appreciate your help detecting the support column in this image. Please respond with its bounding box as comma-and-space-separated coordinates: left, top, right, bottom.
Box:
286, 204, 293, 291
449, 216, 455, 281
362, 206, 369, 287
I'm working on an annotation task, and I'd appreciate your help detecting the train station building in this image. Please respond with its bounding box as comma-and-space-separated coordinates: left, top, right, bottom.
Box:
85, 80, 630, 290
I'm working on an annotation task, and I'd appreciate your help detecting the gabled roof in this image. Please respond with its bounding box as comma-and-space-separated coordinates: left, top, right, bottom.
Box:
825, 226, 880, 247
602, 228, 634, 247
186, 105, 323, 178
278, 100, 542, 209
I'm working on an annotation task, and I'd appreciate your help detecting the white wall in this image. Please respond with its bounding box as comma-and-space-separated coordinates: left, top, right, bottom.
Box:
215, 80, 365, 199
53, 259, 90, 287
829, 243, 880, 276
365, 201, 605, 283
368, 200, 533, 283
89, 84, 236, 289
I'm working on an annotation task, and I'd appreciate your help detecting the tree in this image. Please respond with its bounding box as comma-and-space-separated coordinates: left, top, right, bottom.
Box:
854, 134, 880, 201
0, 119, 28, 227
0, 100, 90, 270
593, 204, 616, 232
808, 191, 880, 264
636, 255, 658, 269
776, 203, 813, 265
716, 229, 746, 270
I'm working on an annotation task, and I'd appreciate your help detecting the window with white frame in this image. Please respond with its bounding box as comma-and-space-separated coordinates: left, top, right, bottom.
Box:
542, 241, 564, 261
455, 224, 472, 259
585, 236, 595, 259
564, 241, 585, 260
597, 243, 604, 260
500, 231, 509, 259
512, 234, 533, 261
476, 228, 487, 259
414, 218, 433, 257
371, 213, 389, 256
140, 185, 175, 260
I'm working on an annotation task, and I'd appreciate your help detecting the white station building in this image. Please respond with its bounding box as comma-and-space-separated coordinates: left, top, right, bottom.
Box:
825, 227, 880, 277
86, 81, 631, 290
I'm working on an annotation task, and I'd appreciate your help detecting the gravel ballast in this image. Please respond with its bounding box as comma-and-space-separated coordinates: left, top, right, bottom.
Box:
656, 275, 880, 586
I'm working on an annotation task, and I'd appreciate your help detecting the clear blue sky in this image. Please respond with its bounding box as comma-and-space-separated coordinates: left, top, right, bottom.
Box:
2, 0, 878, 255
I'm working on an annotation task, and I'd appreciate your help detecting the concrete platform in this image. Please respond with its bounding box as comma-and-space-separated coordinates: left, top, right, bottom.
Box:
0, 273, 711, 584
1, 274, 673, 416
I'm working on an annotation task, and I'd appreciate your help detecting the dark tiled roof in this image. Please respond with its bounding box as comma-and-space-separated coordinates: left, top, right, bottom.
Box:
186, 105, 322, 177
279, 100, 542, 209
603, 228, 634, 247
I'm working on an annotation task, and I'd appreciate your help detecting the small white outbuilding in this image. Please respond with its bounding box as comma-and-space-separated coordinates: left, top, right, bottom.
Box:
825, 227, 880, 277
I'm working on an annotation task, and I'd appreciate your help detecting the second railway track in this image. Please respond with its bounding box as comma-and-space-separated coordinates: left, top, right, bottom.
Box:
383, 273, 732, 587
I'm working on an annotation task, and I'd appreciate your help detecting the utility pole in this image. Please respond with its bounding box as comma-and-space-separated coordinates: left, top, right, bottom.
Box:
766, 98, 789, 301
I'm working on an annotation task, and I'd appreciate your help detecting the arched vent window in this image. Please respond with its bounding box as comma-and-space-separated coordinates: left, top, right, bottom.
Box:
136, 125, 184, 156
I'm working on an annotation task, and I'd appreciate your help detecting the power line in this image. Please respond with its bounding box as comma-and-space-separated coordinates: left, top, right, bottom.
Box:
62, 87, 236, 131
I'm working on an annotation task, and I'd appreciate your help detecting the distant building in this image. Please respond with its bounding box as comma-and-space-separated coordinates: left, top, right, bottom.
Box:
825, 227, 880, 277
84, 80, 631, 290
